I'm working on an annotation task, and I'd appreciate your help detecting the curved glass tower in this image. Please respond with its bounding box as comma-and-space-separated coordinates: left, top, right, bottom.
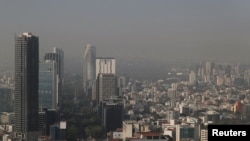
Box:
83, 44, 96, 95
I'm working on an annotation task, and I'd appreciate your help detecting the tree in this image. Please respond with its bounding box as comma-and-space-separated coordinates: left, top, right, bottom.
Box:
67, 125, 78, 141
85, 125, 103, 138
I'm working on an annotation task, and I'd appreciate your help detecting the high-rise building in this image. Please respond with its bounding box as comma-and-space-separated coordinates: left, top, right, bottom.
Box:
44, 47, 64, 107
96, 57, 116, 78
38, 108, 59, 136
44, 109, 58, 136
189, 70, 196, 85
91, 57, 118, 105
96, 74, 118, 104
118, 73, 129, 89
44, 47, 64, 82
100, 98, 124, 132
83, 44, 96, 95
39, 60, 57, 109
14, 32, 40, 141
205, 61, 214, 75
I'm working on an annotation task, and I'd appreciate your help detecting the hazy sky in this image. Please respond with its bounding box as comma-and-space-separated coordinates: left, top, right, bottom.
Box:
1, 0, 250, 71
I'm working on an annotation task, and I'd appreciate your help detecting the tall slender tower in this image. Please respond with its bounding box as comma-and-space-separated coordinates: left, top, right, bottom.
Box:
14, 32, 40, 141
83, 44, 96, 96
44, 47, 64, 107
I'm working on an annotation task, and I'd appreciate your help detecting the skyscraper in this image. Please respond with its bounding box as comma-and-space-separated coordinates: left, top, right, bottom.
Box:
83, 44, 96, 95
92, 57, 116, 106
39, 60, 57, 109
189, 70, 196, 85
44, 47, 64, 107
49, 47, 64, 83
96, 74, 118, 104
14, 32, 40, 141
96, 57, 116, 78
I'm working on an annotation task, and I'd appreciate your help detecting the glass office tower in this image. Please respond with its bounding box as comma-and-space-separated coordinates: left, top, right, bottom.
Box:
83, 44, 96, 96
44, 47, 64, 107
39, 60, 57, 109
14, 32, 39, 141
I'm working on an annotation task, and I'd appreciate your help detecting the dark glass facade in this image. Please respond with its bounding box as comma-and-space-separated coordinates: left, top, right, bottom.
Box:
101, 102, 123, 132
14, 33, 39, 137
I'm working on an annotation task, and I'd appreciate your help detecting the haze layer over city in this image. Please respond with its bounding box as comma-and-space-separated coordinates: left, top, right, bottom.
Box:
2, 1, 250, 141
1, 0, 250, 80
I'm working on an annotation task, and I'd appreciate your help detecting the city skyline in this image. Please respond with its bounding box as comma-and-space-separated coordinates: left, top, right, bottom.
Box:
1, 1, 250, 75
2, 31, 250, 140
3, 1, 250, 139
